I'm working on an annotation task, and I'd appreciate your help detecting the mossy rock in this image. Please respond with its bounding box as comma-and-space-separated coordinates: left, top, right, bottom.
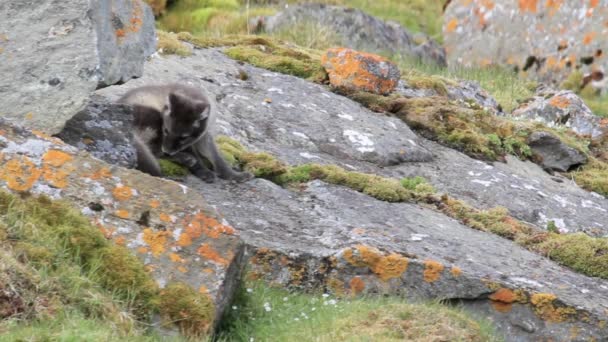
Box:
159, 159, 190, 178
160, 282, 215, 338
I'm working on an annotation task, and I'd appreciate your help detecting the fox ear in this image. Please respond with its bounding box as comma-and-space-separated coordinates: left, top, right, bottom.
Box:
194, 101, 210, 117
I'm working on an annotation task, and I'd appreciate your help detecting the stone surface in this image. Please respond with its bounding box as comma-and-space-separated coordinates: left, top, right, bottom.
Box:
93, 47, 608, 340
266, 3, 446, 66
321, 48, 401, 95
0, 0, 156, 134
0, 119, 244, 329
193, 178, 608, 342
527, 131, 588, 172
511, 89, 608, 139
56, 95, 137, 168
444, 0, 608, 86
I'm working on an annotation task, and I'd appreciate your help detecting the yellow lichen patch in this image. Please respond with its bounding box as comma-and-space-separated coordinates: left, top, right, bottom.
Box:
199, 286, 209, 294
24, 112, 34, 120
169, 253, 185, 263
112, 185, 133, 201
197, 243, 228, 266
114, 235, 126, 246
343, 245, 408, 281
149, 199, 161, 208
88, 167, 112, 180
530, 293, 577, 323
549, 95, 571, 109
41, 166, 72, 188
423, 260, 445, 283
178, 266, 188, 273
446, 18, 459, 33
137, 246, 149, 254
115, 210, 130, 219
41, 150, 72, 167
159, 213, 172, 223
202, 268, 214, 274
143, 228, 169, 257
349, 276, 365, 295
450, 266, 462, 277
1, 157, 43, 192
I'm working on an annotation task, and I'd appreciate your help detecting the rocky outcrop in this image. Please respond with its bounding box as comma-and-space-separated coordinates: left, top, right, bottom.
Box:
444, 0, 608, 86
322, 48, 400, 95
56, 95, 137, 168
93, 47, 608, 339
0, 119, 244, 331
265, 4, 446, 66
527, 131, 588, 172
0, 0, 156, 134
511, 89, 608, 139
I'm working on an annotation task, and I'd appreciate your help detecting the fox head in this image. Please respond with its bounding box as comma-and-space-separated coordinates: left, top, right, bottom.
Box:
160, 90, 211, 155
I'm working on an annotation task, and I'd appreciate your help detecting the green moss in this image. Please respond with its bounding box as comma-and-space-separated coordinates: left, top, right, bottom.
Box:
157, 30, 193, 56
560, 71, 584, 92
572, 158, 608, 196
94, 246, 160, 314
533, 233, 608, 279
404, 74, 450, 96
159, 159, 190, 177
13, 242, 53, 267
160, 283, 215, 338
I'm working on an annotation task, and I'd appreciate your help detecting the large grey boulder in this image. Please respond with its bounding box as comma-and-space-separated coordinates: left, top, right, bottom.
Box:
265, 4, 446, 66
443, 0, 608, 86
0, 0, 156, 134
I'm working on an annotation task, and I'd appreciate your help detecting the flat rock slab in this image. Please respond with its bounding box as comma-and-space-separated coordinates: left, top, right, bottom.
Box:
192, 177, 608, 341
0, 119, 243, 327
0, 0, 155, 134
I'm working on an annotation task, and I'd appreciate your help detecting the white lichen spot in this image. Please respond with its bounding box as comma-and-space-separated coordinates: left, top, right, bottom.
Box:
2, 139, 51, 161
581, 288, 590, 294
178, 184, 188, 194
468, 171, 483, 177
81, 207, 95, 216
322, 93, 331, 98
581, 200, 607, 212
388, 121, 397, 129
173, 227, 183, 241
329, 138, 336, 143
116, 226, 132, 234
299, 152, 321, 159
292, 131, 310, 140
338, 113, 354, 121
407, 139, 417, 146
131, 188, 139, 196
537, 191, 548, 198
32, 183, 62, 199
471, 179, 492, 187
553, 195, 575, 208
280, 103, 296, 109
231, 94, 251, 100
343, 130, 375, 153
510, 277, 543, 288
410, 233, 429, 241
510, 184, 522, 189
523, 184, 538, 191
267, 87, 284, 94
92, 183, 106, 196
127, 232, 146, 249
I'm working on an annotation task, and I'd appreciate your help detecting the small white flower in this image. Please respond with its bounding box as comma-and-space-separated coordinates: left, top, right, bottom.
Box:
247, 288, 253, 293
232, 306, 238, 310
301, 312, 307, 317
323, 301, 328, 306
294, 317, 300, 321
264, 302, 270, 307
328, 299, 337, 305
322, 293, 329, 298
250, 338, 255, 342
311, 307, 316, 311
283, 297, 288, 301
265, 306, 271, 312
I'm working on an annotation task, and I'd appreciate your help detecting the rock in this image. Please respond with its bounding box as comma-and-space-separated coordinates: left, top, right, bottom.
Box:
444, 0, 608, 86
527, 131, 588, 172
511, 90, 608, 139
0, 0, 156, 134
0, 118, 244, 331
55, 95, 137, 168
265, 4, 446, 66
193, 177, 608, 342
321, 48, 401, 95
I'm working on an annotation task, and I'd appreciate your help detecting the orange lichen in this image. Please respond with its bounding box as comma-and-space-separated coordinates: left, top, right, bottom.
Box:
583, 32, 597, 45
546, 0, 563, 16
590, 0, 599, 8
530, 293, 577, 323
169, 253, 185, 263
1, 157, 43, 192
112, 185, 133, 201
446, 18, 459, 33
202, 268, 214, 274
450, 266, 462, 277
88, 167, 112, 180
115, 29, 126, 38
186, 213, 236, 239
349, 276, 365, 295
197, 243, 228, 266
115, 209, 130, 219
137, 246, 149, 254
549, 95, 571, 109
41, 150, 72, 167
519, 0, 538, 12
321, 48, 399, 95
114, 235, 126, 246
142, 228, 169, 257
199, 286, 209, 294
423, 260, 444, 283
489, 288, 517, 312
159, 213, 172, 223
178, 266, 188, 273
343, 245, 408, 281
149, 199, 161, 208
177, 232, 193, 247
41, 167, 72, 188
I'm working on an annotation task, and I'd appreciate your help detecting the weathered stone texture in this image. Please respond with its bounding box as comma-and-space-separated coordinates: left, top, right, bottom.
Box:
322, 48, 401, 95
0, 0, 155, 134
511, 89, 608, 139
266, 3, 446, 66
527, 131, 588, 172
444, 0, 608, 85
0, 119, 244, 327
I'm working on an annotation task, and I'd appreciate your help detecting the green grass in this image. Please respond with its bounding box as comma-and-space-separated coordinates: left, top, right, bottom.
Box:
217, 280, 501, 341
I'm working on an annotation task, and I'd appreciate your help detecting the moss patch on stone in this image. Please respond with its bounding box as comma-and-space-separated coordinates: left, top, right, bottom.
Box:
159, 282, 215, 338
157, 30, 193, 56
159, 158, 190, 178
573, 158, 608, 196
